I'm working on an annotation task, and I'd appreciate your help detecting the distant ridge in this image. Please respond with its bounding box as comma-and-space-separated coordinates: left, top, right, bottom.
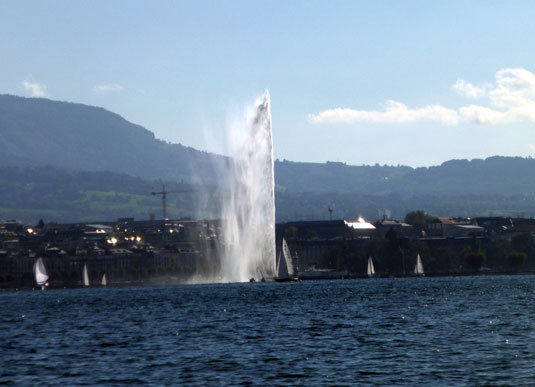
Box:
2, 94, 535, 222
2, 94, 535, 196
275, 156, 535, 196
0, 94, 224, 183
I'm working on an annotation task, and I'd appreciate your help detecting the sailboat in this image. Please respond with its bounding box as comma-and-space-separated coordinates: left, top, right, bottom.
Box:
414, 253, 425, 276
367, 256, 376, 277
275, 238, 296, 281
83, 264, 90, 287
101, 273, 107, 286
33, 257, 49, 290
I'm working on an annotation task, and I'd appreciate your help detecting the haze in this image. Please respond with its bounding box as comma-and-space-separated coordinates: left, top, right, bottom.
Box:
1, 0, 534, 167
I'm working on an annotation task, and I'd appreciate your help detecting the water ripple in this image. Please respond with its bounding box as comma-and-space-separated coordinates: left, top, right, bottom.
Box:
1, 276, 535, 384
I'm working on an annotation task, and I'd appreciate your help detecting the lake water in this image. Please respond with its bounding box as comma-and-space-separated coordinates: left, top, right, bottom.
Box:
1, 276, 534, 385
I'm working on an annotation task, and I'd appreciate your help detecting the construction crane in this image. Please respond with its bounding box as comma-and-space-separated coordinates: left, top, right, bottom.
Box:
151, 184, 198, 220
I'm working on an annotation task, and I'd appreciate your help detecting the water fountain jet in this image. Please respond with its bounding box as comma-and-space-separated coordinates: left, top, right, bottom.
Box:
217, 91, 276, 282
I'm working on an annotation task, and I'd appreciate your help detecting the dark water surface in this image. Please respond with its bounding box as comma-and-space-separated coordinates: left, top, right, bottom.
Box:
1, 276, 535, 385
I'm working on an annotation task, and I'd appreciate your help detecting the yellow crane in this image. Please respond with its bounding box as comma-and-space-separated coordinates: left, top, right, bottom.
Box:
151, 184, 198, 220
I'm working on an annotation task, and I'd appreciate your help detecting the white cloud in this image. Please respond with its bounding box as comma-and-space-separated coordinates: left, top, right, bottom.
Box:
92, 83, 123, 95
459, 68, 535, 125
310, 67, 535, 128
451, 78, 488, 98
22, 80, 48, 97
309, 100, 459, 126
459, 105, 511, 125
460, 103, 535, 125
490, 68, 535, 108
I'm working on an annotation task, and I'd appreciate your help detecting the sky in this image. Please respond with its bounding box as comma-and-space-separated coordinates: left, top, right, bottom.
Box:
1, 0, 535, 167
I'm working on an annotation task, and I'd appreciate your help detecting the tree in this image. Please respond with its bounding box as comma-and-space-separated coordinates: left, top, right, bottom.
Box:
404, 210, 437, 231
464, 252, 486, 271
385, 227, 397, 242
485, 239, 510, 270
511, 233, 535, 253
430, 247, 458, 274
507, 252, 526, 270
511, 233, 535, 269
284, 226, 298, 239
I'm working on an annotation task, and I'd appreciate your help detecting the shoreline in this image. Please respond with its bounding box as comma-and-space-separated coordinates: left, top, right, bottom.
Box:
2, 270, 534, 291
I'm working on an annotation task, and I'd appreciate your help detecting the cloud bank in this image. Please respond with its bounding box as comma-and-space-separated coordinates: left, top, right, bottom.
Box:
22, 80, 48, 97
310, 68, 535, 126
451, 78, 488, 98
309, 100, 459, 125
460, 68, 535, 125
92, 83, 123, 95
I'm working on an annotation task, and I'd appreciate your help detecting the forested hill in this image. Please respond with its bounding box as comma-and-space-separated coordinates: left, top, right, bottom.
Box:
275, 157, 535, 220
2, 94, 535, 197
0, 94, 224, 182
2, 94, 535, 222
275, 156, 535, 196
2, 164, 535, 223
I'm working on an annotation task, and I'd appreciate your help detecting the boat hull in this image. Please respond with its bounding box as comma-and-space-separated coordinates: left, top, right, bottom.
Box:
274, 277, 299, 282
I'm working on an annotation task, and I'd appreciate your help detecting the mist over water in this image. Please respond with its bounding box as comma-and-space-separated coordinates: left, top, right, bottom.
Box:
207, 91, 276, 282
219, 91, 275, 282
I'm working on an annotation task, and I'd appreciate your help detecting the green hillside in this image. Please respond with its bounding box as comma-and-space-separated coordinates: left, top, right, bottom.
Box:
0, 94, 224, 183
2, 95, 535, 222
0, 167, 201, 222
1, 165, 534, 224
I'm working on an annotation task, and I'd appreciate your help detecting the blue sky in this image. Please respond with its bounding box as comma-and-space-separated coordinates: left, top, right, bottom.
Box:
2, 1, 535, 167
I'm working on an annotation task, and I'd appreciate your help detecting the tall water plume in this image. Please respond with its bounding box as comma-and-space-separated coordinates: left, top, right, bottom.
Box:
217, 91, 276, 282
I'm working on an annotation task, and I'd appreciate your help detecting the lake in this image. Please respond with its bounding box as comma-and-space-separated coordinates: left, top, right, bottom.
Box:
1, 276, 534, 385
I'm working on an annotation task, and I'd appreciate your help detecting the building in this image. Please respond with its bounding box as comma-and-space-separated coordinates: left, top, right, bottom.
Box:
428, 217, 483, 238
374, 219, 416, 238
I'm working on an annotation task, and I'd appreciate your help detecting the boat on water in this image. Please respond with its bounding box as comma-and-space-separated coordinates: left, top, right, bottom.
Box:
33, 257, 49, 290
275, 238, 298, 282
414, 253, 425, 276
367, 256, 376, 277
83, 264, 90, 286
101, 273, 107, 286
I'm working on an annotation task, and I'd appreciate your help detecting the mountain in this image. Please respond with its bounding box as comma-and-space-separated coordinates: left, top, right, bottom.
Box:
2, 94, 535, 223
1, 163, 534, 224
0, 166, 162, 222
275, 156, 535, 196
275, 157, 535, 221
0, 94, 224, 183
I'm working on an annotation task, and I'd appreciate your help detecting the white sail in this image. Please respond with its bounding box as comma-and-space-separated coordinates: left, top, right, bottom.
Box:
276, 251, 288, 279
101, 273, 107, 286
33, 257, 48, 286
282, 238, 294, 277
414, 253, 424, 275
83, 264, 90, 286
367, 256, 375, 277
276, 238, 295, 279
